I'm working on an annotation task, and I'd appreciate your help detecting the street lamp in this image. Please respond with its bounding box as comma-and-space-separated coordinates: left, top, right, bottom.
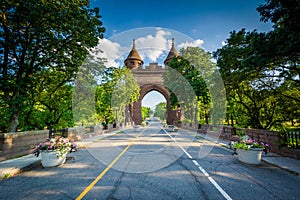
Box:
113, 107, 118, 128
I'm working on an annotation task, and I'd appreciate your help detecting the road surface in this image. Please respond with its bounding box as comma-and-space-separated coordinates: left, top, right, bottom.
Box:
0, 120, 299, 199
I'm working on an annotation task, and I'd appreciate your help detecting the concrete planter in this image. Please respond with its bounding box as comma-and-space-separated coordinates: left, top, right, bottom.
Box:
237, 148, 264, 165
41, 152, 66, 167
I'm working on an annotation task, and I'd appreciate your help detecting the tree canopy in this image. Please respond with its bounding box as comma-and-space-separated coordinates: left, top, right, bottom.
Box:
154, 102, 166, 122
213, 0, 300, 130
95, 67, 140, 125
164, 46, 220, 124
0, 0, 105, 132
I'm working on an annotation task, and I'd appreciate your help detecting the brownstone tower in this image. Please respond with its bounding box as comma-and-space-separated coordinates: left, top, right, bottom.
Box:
164, 38, 179, 66
124, 38, 180, 125
124, 39, 144, 69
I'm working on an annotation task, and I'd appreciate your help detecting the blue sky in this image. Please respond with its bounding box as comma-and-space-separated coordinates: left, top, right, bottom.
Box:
91, 0, 272, 52
89, 0, 273, 109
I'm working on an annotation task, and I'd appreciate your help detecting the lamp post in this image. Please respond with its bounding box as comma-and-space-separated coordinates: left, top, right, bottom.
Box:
193, 102, 198, 130
113, 107, 118, 128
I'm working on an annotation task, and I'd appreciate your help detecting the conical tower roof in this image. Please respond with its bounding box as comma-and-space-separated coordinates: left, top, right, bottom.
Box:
164, 38, 179, 65
124, 39, 143, 69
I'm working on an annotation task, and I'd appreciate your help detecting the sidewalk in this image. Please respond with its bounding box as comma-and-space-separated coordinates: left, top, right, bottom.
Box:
0, 130, 121, 179
1, 129, 300, 179
196, 132, 300, 175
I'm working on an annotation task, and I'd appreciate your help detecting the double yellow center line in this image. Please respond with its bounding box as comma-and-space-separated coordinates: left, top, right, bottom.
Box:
76, 131, 143, 200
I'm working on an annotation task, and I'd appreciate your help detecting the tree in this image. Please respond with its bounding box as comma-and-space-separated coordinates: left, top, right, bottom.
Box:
257, 0, 300, 59
164, 47, 218, 124
213, 0, 300, 129
95, 67, 140, 125
179, 47, 217, 124
72, 54, 106, 126
0, 0, 105, 132
154, 102, 166, 121
256, 0, 300, 103
141, 106, 151, 121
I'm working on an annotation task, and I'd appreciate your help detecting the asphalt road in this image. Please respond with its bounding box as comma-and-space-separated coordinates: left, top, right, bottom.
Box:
0, 121, 300, 200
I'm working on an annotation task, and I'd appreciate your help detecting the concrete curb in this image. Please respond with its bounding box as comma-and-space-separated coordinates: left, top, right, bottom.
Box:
1, 127, 299, 179
0, 129, 126, 180
0, 155, 41, 179
183, 129, 300, 176
261, 156, 300, 176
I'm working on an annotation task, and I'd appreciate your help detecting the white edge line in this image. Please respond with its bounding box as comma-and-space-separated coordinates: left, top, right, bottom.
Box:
192, 159, 199, 166
208, 177, 233, 200
162, 127, 233, 200
161, 128, 193, 159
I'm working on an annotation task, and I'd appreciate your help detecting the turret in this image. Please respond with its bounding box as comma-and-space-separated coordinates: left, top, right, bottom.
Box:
124, 39, 144, 69
164, 38, 179, 66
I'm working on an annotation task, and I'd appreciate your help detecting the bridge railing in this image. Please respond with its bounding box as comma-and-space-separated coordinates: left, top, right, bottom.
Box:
281, 132, 300, 149
197, 124, 300, 159
0, 122, 133, 161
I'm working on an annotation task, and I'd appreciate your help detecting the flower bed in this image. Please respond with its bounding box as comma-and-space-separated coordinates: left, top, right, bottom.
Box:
34, 137, 77, 158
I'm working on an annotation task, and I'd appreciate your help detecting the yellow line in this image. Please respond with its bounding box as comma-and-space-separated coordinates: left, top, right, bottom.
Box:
75, 136, 138, 200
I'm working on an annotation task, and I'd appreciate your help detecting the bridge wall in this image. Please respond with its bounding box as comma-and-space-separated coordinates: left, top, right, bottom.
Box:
0, 123, 132, 161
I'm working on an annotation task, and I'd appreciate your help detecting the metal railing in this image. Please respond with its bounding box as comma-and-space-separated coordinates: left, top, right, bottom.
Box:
282, 132, 300, 149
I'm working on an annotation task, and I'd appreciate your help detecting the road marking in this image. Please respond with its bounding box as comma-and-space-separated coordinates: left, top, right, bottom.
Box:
76, 128, 147, 200
163, 129, 193, 159
162, 128, 233, 200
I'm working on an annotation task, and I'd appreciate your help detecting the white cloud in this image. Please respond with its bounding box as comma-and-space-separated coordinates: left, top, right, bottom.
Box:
177, 39, 204, 49
221, 41, 227, 46
92, 38, 122, 67
90, 29, 207, 66
135, 29, 171, 62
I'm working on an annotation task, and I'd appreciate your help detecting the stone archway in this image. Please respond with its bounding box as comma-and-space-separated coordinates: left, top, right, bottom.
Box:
130, 84, 178, 125
124, 39, 180, 125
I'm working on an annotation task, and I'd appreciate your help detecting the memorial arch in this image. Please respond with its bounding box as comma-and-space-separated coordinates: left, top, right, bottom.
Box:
124, 39, 180, 125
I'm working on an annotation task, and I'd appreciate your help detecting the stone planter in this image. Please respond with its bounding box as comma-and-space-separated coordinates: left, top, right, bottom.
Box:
236, 148, 264, 165
41, 152, 66, 167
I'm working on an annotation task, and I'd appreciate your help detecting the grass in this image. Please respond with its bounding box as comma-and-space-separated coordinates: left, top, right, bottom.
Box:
2, 173, 11, 179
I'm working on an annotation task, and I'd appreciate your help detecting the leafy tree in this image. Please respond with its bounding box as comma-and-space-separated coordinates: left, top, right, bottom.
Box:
141, 106, 151, 121
154, 102, 166, 121
213, 0, 300, 129
256, 0, 300, 103
0, 0, 105, 132
95, 67, 140, 125
72, 54, 106, 126
95, 81, 114, 125
164, 47, 217, 124
257, 0, 300, 60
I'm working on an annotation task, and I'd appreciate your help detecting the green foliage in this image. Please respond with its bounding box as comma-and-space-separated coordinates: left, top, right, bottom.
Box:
154, 102, 166, 121
257, 0, 300, 60
235, 129, 246, 137
2, 173, 11, 179
233, 135, 267, 150
164, 47, 217, 124
95, 67, 140, 124
141, 106, 151, 121
213, 0, 300, 130
0, 0, 105, 132
233, 142, 249, 150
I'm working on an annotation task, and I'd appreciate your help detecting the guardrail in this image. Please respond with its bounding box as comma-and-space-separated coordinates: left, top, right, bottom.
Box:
282, 132, 300, 149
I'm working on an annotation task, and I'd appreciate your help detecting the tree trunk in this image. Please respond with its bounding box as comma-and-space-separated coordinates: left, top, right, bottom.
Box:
205, 114, 209, 125
230, 115, 234, 127
7, 113, 19, 133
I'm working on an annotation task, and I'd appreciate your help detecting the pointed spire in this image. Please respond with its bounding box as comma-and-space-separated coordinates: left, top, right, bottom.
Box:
171, 38, 175, 48
164, 38, 179, 66
133, 39, 136, 49
124, 39, 143, 69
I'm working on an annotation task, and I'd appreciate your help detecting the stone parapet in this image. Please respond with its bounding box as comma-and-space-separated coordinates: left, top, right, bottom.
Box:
197, 124, 300, 159
0, 130, 48, 161
0, 124, 132, 161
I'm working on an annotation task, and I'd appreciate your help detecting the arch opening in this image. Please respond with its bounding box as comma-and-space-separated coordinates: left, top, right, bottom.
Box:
130, 84, 180, 125
142, 90, 167, 121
